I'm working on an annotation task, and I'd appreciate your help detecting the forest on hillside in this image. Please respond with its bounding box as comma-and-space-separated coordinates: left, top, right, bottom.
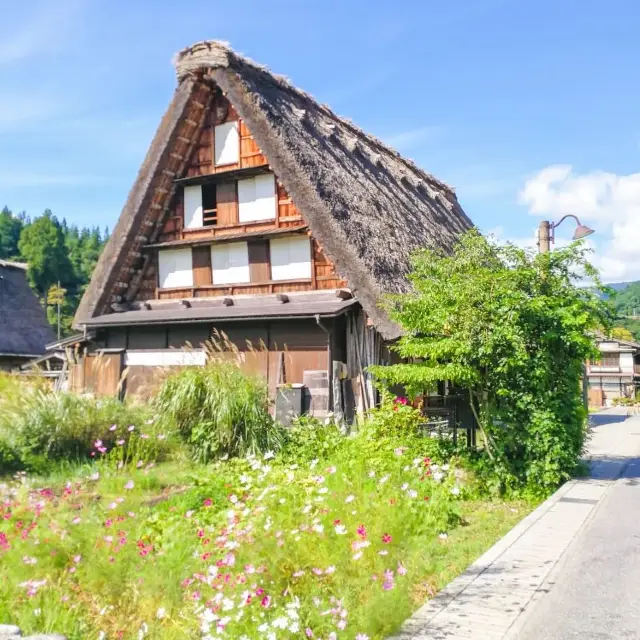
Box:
612, 281, 640, 341
0, 206, 108, 338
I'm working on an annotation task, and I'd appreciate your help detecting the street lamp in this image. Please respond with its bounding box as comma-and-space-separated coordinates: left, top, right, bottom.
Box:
537, 214, 595, 254
536, 215, 596, 411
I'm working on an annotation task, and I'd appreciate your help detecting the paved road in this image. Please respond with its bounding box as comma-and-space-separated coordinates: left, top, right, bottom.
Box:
516, 410, 640, 639
393, 408, 640, 640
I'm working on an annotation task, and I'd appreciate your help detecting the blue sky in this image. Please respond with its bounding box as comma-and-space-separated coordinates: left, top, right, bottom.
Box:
2, 0, 640, 280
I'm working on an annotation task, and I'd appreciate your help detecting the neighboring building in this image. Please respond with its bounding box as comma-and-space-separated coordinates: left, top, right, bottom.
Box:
587, 337, 640, 407
72, 41, 473, 418
0, 260, 56, 371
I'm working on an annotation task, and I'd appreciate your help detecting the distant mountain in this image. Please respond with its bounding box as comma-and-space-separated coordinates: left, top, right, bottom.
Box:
605, 281, 637, 292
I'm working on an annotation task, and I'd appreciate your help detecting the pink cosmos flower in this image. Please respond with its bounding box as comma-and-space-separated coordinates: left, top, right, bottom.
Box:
397, 563, 408, 576
73, 555, 82, 564
124, 480, 134, 490
203, 498, 213, 507
382, 533, 392, 544
356, 635, 370, 640
140, 434, 149, 439
305, 629, 314, 638
116, 439, 125, 446
127, 425, 135, 432
260, 595, 271, 608
109, 424, 117, 431
357, 524, 367, 538
94, 439, 103, 448
72, 517, 81, 525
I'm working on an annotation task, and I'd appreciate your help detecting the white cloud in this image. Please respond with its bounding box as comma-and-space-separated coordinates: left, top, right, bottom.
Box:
519, 164, 640, 282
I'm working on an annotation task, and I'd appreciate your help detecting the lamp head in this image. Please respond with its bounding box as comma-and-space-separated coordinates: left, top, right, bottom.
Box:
573, 224, 595, 240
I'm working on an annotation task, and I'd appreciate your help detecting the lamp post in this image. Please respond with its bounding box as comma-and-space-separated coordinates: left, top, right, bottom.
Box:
537, 215, 596, 412
537, 214, 595, 254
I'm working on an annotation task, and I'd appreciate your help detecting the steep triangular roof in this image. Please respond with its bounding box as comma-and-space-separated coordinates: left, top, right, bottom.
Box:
0, 260, 56, 357
76, 41, 473, 339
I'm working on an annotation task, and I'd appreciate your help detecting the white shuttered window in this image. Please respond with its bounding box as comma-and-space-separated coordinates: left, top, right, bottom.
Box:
211, 242, 250, 285
238, 174, 276, 222
270, 236, 312, 281
158, 248, 194, 288
214, 121, 239, 166
184, 185, 203, 229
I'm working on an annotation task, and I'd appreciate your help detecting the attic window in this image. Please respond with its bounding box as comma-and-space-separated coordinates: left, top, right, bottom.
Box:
214, 121, 239, 166
158, 248, 194, 288
238, 174, 276, 223
270, 236, 312, 281
211, 241, 250, 285
202, 185, 217, 226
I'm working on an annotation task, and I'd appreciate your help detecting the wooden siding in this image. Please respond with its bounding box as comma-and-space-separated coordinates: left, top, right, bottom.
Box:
192, 246, 212, 286
99, 319, 331, 403
248, 239, 270, 282
133, 88, 346, 303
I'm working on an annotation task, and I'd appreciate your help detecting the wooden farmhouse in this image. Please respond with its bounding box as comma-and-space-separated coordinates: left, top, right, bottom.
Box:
0, 260, 56, 371
72, 41, 473, 418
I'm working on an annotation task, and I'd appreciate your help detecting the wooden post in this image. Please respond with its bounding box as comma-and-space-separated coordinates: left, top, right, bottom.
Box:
537, 220, 551, 254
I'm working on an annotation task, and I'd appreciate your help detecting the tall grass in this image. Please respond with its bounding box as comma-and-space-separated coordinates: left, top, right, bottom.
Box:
0, 388, 166, 473
154, 361, 283, 461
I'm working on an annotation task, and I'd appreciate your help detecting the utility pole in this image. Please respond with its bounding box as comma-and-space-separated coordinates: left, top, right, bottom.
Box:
537, 217, 595, 412
537, 220, 552, 254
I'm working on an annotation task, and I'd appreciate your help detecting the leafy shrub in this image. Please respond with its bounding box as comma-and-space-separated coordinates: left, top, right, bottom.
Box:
281, 415, 345, 462
154, 362, 283, 462
0, 439, 22, 475
371, 231, 612, 498
0, 389, 160, 470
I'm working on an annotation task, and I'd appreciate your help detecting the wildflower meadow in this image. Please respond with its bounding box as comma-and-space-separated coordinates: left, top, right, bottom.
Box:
0, 371, 530, 639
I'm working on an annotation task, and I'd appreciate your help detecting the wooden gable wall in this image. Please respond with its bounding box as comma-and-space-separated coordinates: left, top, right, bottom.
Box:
133, 88, 347, 302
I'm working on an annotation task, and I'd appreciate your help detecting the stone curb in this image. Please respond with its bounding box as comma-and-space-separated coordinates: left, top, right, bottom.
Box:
389, 479, 577, 639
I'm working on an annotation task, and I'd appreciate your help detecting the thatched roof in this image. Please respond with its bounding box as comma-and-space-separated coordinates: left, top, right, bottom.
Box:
0, 260, 56, 358
76, 41, 473, 339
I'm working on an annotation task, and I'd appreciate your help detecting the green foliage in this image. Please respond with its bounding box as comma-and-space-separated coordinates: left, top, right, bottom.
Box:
0, 389, 159, 472
371, 230, 613, 498
610, 281, 640, 341
154, 362, 283, 462
18, 211, 74, 297
0, 207, 24, 260
610, 326, 635, 341
281, 415, 345, 462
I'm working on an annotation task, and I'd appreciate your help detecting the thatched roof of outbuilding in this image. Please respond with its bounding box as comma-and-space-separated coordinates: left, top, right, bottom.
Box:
0, 260, 56, 358
76, 41, 473, 339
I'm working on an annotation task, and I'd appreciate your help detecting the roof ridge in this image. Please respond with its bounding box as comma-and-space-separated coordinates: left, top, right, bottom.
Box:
174, 40, 455, 195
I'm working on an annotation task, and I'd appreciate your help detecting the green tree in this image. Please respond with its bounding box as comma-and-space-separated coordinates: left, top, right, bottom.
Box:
0, 206, 24, 259
371, 230, 612, 497
18, 211, 73, 297
611, 326, 635, 342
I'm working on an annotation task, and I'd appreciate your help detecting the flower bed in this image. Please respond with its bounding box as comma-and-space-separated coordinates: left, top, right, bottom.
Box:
0, 427, 529, 640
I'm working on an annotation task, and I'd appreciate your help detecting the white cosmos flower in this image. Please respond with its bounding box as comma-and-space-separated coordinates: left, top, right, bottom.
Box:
335, 524, 347, 535
345, 495, 355, 503
451, 486, 461, 495
156, 607, 166, 619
